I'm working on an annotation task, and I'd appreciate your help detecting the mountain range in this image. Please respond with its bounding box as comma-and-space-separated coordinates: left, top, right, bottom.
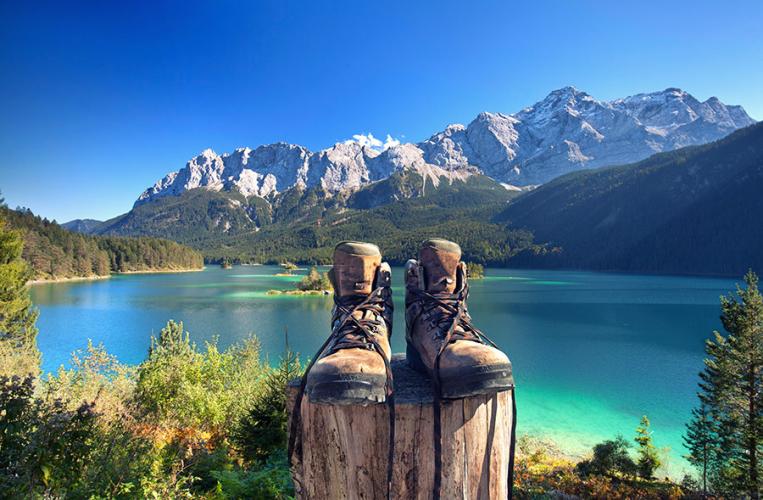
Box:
129, 86, 753, 207
63, 86, 760, 274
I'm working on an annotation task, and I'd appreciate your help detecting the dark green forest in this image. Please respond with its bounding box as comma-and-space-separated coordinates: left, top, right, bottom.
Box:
1, 206, 203, 280
497, 122, 763, 276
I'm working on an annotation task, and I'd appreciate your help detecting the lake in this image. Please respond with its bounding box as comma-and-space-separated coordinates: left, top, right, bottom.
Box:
31, 265, 738, 476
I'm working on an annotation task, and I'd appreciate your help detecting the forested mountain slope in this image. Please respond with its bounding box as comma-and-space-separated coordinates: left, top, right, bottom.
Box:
1, 206, 204, 280
164, 173, 540, 264
498, 122, 763, 275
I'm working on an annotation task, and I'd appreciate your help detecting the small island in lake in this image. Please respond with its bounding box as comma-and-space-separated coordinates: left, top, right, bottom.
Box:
466, 262, 485, 279
267, 266, 332, 295
273, 261, 299, 277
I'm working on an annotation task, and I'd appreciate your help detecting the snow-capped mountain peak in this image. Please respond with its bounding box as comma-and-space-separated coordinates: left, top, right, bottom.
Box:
136, 87, 755, 206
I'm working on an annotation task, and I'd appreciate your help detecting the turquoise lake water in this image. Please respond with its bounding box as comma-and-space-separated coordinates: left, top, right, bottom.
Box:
31, 265, 738, 476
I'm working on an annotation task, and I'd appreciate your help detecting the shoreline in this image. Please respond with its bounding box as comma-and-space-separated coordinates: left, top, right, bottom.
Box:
115, 267, 205, 275
28, 275, 111, 285
28, 266, 205, 285
266, 289, 331, 296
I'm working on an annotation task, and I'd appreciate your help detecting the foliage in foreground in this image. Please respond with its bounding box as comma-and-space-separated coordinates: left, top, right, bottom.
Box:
0, 322, 300, 499
0, 210, 39, 377
515, 436, 685, 499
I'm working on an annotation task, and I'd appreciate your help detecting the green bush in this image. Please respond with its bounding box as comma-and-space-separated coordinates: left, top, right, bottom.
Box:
45, 340, 135, 422
0, 375, 98, 496
211, 451, 294, 499
135, 320, 263, 431
576, 435, 637, 477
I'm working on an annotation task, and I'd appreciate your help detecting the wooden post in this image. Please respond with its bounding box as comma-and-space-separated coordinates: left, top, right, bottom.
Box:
287, 354, 514, 499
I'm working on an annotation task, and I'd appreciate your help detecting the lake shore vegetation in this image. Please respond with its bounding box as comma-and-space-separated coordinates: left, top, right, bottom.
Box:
1, 204, 203, 282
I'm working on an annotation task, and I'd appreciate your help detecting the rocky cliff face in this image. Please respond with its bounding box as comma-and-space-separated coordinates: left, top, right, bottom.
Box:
420, 87, 755, 185
135, 87, 755, 206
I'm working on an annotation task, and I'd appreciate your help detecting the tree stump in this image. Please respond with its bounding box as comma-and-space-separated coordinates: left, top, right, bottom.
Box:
287, 354, 514, 499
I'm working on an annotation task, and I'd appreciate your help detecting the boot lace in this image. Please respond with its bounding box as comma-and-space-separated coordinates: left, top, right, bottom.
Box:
329, 289, 391, 353
407, 283, 498, 349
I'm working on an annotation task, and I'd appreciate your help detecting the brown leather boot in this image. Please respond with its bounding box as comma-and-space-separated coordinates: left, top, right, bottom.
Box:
405, 238, 513, 398
304, 241, 394, 405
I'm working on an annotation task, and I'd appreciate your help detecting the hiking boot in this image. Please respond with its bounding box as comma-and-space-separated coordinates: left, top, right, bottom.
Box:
405, 238, 513, 398
304, 241, 394, 405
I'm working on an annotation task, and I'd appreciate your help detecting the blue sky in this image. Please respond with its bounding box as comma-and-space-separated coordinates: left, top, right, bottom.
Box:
1, 0, 761, 222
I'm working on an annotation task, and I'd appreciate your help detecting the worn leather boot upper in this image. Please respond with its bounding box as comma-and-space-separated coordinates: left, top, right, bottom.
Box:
405, 238, 512, 398
305, 241, 393, 404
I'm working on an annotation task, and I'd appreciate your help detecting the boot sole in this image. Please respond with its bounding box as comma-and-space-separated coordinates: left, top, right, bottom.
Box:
407, 344, 513, 399
306, 373, 387, 405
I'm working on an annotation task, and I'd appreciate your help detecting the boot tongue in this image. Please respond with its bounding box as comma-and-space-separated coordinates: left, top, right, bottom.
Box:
419, 239, 461, 293
331, 241, 382, 297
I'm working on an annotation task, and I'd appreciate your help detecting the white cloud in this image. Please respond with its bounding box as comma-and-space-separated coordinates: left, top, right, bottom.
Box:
344, 132, 401, 151
382, 134, 400, 150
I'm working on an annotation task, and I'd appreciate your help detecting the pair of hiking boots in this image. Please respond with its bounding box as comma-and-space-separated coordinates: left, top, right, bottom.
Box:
305, 238, 513, 405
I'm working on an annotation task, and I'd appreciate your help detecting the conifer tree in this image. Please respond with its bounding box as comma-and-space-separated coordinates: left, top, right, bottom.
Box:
0, 205, 39, 375
684, 403, 714, 495
634, 415, 661, 479
686, 271, 763, 498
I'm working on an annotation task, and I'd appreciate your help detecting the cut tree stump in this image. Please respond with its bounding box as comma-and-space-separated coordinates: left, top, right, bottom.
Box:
287, 354, 514, 500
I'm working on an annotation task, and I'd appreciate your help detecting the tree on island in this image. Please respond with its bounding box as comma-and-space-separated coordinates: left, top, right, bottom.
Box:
280, 261, 298, 275
466, 262, 485, 279
685, 270, 763, 498
297, 266, 332, 292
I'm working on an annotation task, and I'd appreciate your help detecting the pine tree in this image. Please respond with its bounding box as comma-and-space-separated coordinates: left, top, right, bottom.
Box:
686, 271, 763, 498
0, 205, 40, 377
718, 271, 763, 498
233, 349, 302, 464
684, 403, 714, 495
634, 415, 660, 479
0, 213, 39, 349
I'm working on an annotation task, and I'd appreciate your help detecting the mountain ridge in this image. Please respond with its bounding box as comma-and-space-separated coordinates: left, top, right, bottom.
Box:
497, 121, 763, 275
131, 86, 754, 207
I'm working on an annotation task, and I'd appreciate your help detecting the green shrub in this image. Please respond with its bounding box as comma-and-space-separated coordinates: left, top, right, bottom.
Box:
234, 350, 302, 464
0, 375, 99, 496
576, 435, 637, 477
45, 340, 135, 422
135, 320, 263, 431
211, 451, 294, 499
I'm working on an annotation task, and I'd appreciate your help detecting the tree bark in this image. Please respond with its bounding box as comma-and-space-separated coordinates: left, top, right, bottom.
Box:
287, 354, 514, 499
